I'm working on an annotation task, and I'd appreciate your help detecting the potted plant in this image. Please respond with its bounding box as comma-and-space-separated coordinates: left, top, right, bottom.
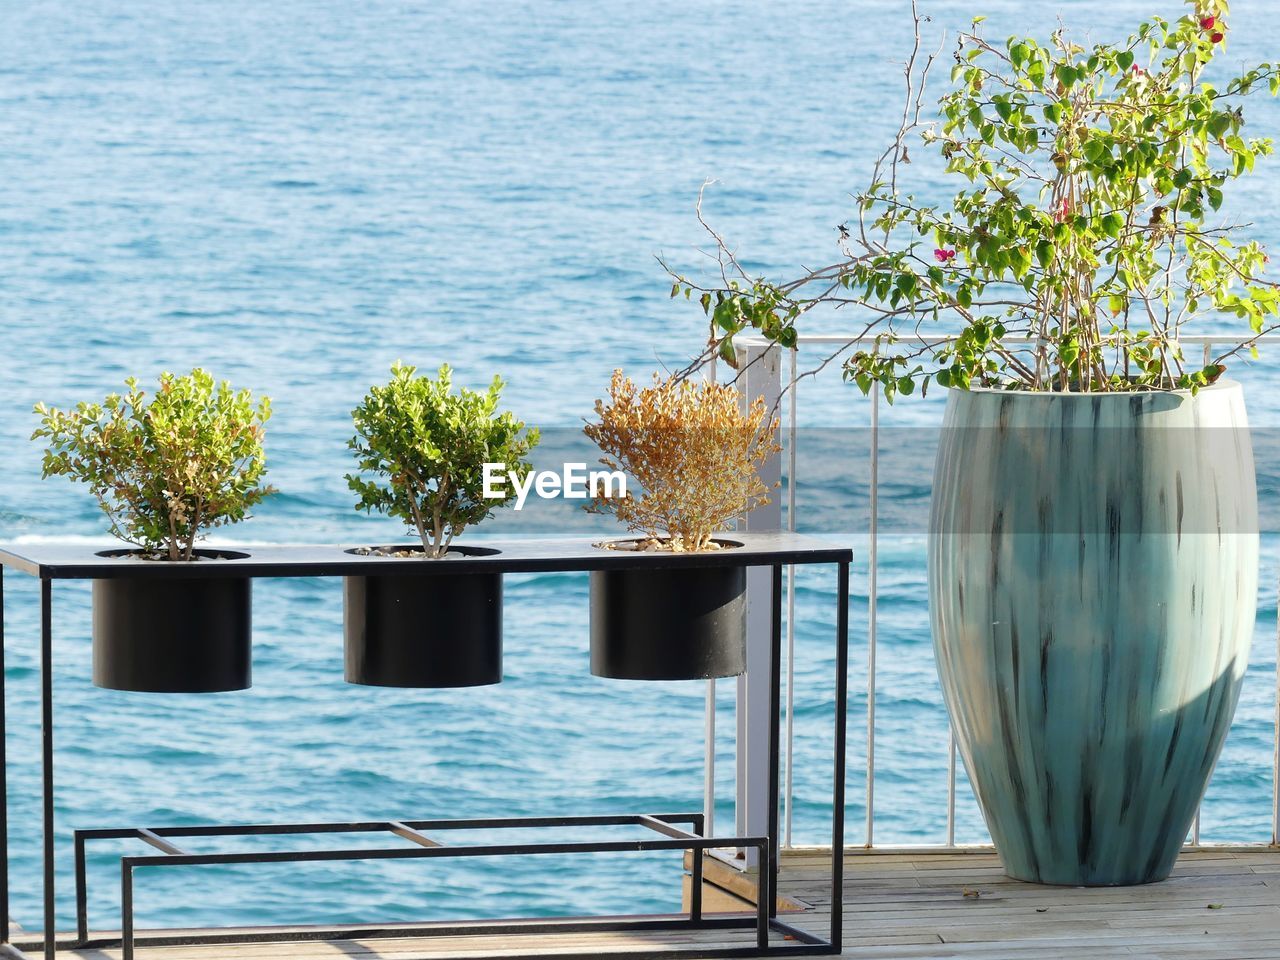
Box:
583, 371, 779, 680
668, 8, 1277, 883
32, 369, 273, 693
344, 361, 538, 687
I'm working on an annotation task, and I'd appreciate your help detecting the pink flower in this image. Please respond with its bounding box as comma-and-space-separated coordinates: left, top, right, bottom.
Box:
1130, 64, 1146, 75
934, 248, 957, 263
1211, 30, 1224, 42
1200, 15, 1216, 29
1052, 197, 1071, 223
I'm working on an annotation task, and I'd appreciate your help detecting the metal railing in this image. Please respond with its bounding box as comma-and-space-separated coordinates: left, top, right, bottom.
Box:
706, 331, 1280, 855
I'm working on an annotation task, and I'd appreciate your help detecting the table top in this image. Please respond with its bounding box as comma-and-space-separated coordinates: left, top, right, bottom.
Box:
0, 532, 852, 580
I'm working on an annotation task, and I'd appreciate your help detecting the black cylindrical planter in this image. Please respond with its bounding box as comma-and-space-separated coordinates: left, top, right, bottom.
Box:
93, 575, 252, 693
344, 564, 503, 688
590, 564, 746, 680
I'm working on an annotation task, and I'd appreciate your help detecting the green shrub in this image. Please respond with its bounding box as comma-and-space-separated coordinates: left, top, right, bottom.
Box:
347, 362, 539, 557
32, 369, 274, 560
674, 7, 1280, 395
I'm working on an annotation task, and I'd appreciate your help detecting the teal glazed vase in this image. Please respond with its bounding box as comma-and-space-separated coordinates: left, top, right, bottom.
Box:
928, 380, 1258, 886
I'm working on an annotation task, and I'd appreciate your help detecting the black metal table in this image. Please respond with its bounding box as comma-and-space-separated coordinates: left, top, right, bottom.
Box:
0, 532, 851, 959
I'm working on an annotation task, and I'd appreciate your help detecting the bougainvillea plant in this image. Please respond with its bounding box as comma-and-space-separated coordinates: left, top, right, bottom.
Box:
584, 371, 779, 552
669, 2, 1279, 397
33, 369, 274, 561
347, 362, 539, 558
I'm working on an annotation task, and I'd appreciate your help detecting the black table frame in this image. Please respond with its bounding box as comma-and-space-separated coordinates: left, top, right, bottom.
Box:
0, 532, 851, 959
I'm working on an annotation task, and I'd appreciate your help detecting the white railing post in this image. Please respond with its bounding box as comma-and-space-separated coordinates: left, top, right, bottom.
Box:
734, 340, 783, 867
704, 357, 719, 838
783, 347, 798, 849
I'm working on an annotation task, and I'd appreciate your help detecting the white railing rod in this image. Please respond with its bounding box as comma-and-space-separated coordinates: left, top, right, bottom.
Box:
704, 684, 716, 839
787, 840, 1280, 854
1273, 572, 1280, 846
866, 381, 879, 847
770, 333, 1280, 347
947, 730, 957, 848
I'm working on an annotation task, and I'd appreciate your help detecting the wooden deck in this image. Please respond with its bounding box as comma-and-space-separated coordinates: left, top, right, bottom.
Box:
30, 847, 1280, 958
798, 846, 1280, 958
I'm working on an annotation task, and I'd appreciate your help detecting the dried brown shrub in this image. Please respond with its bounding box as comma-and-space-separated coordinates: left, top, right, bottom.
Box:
583, 371, 780, 552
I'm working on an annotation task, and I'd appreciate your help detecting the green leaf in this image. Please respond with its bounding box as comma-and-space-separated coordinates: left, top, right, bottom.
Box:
1035, 240, 1054, 268
713, 299, 741, 333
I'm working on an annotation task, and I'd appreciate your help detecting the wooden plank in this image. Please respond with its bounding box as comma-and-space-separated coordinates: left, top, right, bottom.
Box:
39, 847, 1280, 959
680, 874, 754, 914
388, 821, 443, 849
679, 851, 808, 912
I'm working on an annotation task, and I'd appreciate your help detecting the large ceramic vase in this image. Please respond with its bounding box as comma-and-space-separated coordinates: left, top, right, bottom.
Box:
929, 381, 1258, 886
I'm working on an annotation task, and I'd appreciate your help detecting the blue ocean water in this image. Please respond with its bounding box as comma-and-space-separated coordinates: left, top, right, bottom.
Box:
2, 0, 1280, 935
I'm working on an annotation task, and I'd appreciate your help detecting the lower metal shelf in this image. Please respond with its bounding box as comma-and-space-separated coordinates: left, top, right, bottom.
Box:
66, 812, 834, 959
